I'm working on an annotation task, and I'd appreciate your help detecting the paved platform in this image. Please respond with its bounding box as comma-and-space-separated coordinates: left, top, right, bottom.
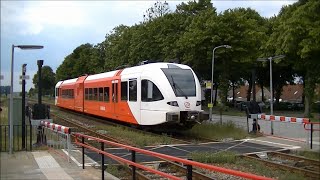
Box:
0, 150, 119, 180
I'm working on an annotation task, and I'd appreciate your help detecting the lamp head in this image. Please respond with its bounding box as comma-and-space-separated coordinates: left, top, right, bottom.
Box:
16, 45, 44, 50
224, 45, 232, 49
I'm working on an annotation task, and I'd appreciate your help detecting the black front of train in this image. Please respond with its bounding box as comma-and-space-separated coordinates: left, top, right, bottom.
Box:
161, 66, 209, 130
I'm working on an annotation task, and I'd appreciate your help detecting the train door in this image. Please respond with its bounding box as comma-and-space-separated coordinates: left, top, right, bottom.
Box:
127, 78, 140, 124
111, 80, 119, 119
74, 76, 87, 112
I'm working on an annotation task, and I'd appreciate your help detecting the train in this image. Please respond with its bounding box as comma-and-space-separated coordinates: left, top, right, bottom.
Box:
55, 62, 209, 130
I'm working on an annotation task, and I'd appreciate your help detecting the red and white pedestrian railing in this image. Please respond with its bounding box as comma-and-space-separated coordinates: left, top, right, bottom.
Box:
40, 121, 72, 162
74, 133, 273, 180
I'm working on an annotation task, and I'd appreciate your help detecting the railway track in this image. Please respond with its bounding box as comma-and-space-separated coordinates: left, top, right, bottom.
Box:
243, 151, 320, 179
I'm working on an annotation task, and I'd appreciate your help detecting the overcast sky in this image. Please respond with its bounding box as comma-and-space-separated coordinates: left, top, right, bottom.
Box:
0, 0, 296, 92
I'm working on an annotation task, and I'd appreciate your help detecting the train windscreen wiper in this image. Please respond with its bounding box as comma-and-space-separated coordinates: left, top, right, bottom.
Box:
171, 76, 188, 99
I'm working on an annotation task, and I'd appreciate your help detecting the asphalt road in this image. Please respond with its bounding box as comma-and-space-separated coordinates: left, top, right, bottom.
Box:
210, 114, 319, 148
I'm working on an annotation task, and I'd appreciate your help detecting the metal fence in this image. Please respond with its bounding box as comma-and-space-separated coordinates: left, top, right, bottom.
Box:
0, 125, 38, 152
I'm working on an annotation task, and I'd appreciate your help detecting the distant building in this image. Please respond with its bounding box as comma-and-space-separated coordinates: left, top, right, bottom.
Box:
228, 84, 305, 103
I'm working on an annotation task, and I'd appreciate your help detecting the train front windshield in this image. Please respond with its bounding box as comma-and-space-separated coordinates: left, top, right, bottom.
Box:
162, 68, 196, 97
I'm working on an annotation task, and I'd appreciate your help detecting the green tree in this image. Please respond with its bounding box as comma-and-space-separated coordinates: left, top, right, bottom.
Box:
143, 1, 171, 22
56, 43, 101, 81
267, 0, 320, 116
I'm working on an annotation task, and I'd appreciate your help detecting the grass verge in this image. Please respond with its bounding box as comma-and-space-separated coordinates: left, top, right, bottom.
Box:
94, 125, 175, 147
183, 122, 248, 140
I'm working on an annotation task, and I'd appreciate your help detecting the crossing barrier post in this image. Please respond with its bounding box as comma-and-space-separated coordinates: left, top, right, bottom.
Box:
101, 142, 105, 180
131, 150, 136, 180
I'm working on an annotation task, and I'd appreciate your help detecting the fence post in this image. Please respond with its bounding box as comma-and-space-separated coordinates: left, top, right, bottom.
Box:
246, 116, 249, 133
186, 159, 193, 180
310, 123, 313, 149
101, 142, 105, 180
5, 126, 7, 152
131, 150, 136, 180
30, 125, 32, 151
0, 126, 2, 151
82, 136, 85, 169
67, 134, 71, 163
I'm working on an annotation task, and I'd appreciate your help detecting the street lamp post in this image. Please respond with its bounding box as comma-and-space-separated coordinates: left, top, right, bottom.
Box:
209, 45, 232, 121
257, 55, 285, 135
9, 44, 43, 154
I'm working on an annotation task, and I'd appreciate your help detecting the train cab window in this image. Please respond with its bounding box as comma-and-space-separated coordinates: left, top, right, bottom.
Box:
98, 88, 103, 101
129, 79, 137, 102
121, 81, 128, 101
141, 80, 164, 102
55, 88, 59, 97
93, 88, 98, 101
85, 88, 88, 100
104, 87, 110, 102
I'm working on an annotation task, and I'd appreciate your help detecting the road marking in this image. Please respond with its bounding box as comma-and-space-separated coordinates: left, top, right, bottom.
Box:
62, 149, 99, 167
245, 138, 301, 149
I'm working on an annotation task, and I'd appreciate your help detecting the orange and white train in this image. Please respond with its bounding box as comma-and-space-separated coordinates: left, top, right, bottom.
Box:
55, 62, 208, 130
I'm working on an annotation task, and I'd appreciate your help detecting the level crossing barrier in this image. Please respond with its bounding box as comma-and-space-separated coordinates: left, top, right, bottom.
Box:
257, 114, 309, 124
74, 133, 273, 180
40, 121, 71, 162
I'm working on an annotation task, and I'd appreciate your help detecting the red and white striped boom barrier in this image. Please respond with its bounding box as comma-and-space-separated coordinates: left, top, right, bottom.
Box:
257, 114, 309, 124
40, 121, 71, 134
40, 120, 72, 162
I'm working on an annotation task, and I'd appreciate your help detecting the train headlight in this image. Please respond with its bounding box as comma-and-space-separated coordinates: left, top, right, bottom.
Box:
196, 101, 201, 106
167, 101, 179, 107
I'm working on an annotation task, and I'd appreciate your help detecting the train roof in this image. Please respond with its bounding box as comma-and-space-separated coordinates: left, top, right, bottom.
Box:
121, 62, 190, 75
57, 63, 191, 83
55, 81, 63, 88
86, 70, 119, 81
63, 78, 78, 84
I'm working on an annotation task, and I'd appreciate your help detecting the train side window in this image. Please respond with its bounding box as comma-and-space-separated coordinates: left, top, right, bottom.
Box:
129, 79, 137, 102
71, 89, 74, 98
85, 88, 88, 100
141, 80, 164, 102
104, 87, 109, 102
89, 88, 93, 100
98, 87, 103, 101
121, 81, 128, 101
94, 88, 98, 101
